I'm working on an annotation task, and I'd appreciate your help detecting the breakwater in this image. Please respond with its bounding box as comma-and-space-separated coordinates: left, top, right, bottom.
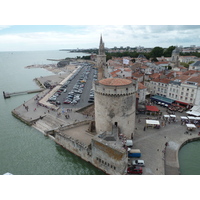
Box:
3, 89, 44, 99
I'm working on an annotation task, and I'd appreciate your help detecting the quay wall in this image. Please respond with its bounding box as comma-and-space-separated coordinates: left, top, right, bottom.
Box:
55, 132, 92, 162
53, 122, 128, 175
54, 132, 127, 175
91, 138, 127, 175
12, 109, 32, 126
165, 136, 200, 175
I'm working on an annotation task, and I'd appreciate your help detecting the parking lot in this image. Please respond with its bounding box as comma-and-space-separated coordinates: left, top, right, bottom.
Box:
47, 62, 97, 109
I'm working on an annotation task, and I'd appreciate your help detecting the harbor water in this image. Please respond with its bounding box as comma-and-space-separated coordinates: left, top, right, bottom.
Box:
0, 50, 198, 175
0, 50, 104, 175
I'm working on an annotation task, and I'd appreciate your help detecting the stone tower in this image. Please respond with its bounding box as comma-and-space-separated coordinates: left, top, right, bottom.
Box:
96, 35, 107, 80
171, 46, 180, 68
94, 78, 137, 139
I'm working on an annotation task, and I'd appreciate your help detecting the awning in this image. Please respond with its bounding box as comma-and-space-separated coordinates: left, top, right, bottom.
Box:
170, 115, 176, 118
186, 124, 196, 128
146, 105, 159, 112
186, 111, 200, 117
187, 105, 200, 116
151, 95, 174, 104
175, 100, 188, 105
187, 116, 196, 120
181, 116, 188, 120
146, 120, 160, 125
164, 115, 170, 118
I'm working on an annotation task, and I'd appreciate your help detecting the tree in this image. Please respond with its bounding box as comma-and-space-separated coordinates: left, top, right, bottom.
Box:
150, 46, 164, 58
163, 46, 176, 57
151, 57, 158, 62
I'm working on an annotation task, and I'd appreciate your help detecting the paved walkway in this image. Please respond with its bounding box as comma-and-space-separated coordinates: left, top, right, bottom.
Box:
12, 69, 93, 133
134, 105, 200, 175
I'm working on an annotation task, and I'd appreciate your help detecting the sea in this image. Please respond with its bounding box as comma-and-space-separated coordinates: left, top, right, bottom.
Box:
0, 50, 199, 175
0, 50, 105, 175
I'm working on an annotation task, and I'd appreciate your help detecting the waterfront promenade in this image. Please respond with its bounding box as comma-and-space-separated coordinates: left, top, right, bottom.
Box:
134, 106, 200, 175
12, 68, 93, 130
11, 71, 200, 175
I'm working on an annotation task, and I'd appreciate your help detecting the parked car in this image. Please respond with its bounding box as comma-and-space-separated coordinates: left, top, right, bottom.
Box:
56, 101, 61, 105
48, 96, 57, 101
74, 96, 80, 101
132, 159, 145, 167
63, 100, 71, 104
88, 99, 94, 103
71, 100, 77, 104
127, 166, 142, 175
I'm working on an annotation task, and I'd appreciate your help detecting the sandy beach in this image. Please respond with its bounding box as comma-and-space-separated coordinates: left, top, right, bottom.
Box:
25, 63, 77, 74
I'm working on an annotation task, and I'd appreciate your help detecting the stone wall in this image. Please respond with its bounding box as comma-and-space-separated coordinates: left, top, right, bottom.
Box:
91, 137, 127, 175
53, 120, 127, 175
55, 132, 92, 161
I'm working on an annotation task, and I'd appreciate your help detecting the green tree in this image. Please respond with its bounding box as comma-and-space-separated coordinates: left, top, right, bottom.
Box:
150, 46, 164, 58
163, 46, 176, 57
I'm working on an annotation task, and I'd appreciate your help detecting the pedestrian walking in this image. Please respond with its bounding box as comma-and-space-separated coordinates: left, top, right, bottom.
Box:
143, 126, 146, 131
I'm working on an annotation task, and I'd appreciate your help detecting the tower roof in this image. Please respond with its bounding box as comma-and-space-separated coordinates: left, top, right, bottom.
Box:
172, 47, 180, 54
99, 34, 105, 55
99, 78, 132, 86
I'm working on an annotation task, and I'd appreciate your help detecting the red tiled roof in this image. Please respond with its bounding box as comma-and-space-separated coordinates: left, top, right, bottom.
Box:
138, 82, 146, 89
110, 71, 118, 77
140, 65, 148, 69
99, 78, 132, 86
155, 61, 169, 65
132, 72, 144, 78
187, 75, 200, 85
171, 75, 190, 82
183, 70, 198, 75
124, 68, 132, 72
152, 78, 171, 84
149, 73, 160, 79
146, 105, 160, 112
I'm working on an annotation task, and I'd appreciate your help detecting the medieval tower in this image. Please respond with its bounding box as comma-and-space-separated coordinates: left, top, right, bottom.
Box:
94, 78, 137, 139
96, 35, 107, 80
94, 36, 137, 140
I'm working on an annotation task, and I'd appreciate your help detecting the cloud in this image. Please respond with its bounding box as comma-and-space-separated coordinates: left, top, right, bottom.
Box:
0, 25, 12, 31
0, 25, 200, 51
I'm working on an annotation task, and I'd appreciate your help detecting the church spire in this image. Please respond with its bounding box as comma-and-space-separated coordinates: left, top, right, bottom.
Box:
99, 34, 105, 55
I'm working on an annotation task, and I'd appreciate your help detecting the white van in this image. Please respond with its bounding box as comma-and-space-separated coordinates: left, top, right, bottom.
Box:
126, 140, 133, 147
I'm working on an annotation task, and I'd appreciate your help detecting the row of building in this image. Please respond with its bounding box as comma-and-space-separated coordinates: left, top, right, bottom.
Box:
96, 46, 200, 108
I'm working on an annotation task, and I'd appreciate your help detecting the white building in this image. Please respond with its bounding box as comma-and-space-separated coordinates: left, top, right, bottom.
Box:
189, 61, 200, 71
138, 82, 147, 103
146, 73, 200, 106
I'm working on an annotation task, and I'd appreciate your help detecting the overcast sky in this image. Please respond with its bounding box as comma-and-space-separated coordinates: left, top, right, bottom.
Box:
1, 0, 200, 52
0, 25, 200, 51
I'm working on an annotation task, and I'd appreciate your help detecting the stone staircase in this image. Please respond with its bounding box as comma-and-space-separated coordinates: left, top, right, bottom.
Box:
32, 114, 66, 134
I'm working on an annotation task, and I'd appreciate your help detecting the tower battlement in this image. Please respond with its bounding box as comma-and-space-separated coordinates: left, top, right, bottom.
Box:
95, 79, 137, 96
